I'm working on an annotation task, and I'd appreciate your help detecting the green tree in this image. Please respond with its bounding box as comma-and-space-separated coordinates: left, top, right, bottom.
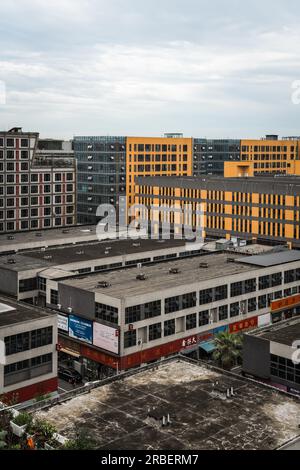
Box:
213, 331, 243, 370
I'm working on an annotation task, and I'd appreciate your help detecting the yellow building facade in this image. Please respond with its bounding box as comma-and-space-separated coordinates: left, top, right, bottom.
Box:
135, 176, 300, 249
225, 138, 300, 177
126, 136, 193, 210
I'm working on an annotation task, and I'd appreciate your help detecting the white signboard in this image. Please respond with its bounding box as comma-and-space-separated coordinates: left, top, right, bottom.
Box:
58, 314, 69, 332
258, 313, 271, 328
93, 322, 119, 354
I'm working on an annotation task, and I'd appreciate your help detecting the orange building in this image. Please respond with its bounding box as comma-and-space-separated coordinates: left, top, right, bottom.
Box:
225, 136, 300, 177
126, 136, 193, 210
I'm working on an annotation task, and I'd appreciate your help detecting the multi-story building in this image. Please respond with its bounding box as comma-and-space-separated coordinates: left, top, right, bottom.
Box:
74, 136, 126, 225
135, 175, 300, 249
0, 296, 57, 404
224, 135, 300, 177
0, 238, 203, 305
49, 249, 300, 371
243, 317, 300, 395
0, 127, 76, 234
74, 134, 192, 224
37, 138, 74, 157
126, 135, 193, 210
193, 139, 240, 176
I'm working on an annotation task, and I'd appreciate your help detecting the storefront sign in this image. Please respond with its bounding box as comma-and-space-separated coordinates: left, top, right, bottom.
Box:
57, 313, 69, 332
69, 315, 93, 345
93, 322, 119, 354
229, 316, 258, 334
271, 294, 300, 312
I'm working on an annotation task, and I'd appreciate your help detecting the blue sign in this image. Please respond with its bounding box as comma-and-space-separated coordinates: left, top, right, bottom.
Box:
213, 325, 229, 335
69, 315, 93, 345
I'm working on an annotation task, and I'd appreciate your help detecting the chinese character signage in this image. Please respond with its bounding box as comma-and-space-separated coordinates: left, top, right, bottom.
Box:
271, 294, 300, 313
229, 316, 258, 334
181, 335, 198, 350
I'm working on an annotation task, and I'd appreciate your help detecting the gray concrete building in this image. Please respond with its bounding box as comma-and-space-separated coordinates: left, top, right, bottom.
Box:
0, 297, 57, 403
54, 249, 300, 371
243, 317, 300, 395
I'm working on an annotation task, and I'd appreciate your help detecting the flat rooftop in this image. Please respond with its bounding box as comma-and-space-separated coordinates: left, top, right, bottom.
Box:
236, 250, 300, 267
0, 225, 98, 254
136, 175, 300, 195
36, 359, 300, 450
61, 253, 257, 299
0, 297, 55, 328
0, 239, 186, 272
253, 318, 300, 347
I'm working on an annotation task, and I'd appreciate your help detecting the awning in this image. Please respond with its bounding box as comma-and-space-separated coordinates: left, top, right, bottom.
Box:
59, 347, 81, 358
199, 341, 216, 354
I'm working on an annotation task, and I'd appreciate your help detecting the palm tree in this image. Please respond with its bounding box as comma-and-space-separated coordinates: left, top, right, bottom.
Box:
213, 331, 243, 370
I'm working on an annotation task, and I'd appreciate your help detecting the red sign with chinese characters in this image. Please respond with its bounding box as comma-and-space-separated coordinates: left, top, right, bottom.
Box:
181, 335, 198, 350
229, 316, 258, 334
271, 294, 300, 312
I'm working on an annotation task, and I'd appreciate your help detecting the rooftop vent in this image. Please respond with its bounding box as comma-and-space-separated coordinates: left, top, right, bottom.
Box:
227, 258, 236, 263
35, 233, 43, 238
44, 255, 52, 260
7, 258, 16, 264
97, 281, 111, 288
132, 243, 141, 247
76, 250, 84, 255
136, 273, 147, 281
169, 268, 180, 275
7, 235, 15, 240
199, 262, 209, 269
62, 229, 70, 234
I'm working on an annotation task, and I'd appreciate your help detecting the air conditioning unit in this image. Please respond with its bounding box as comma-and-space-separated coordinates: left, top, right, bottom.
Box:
97, 281, 111, 288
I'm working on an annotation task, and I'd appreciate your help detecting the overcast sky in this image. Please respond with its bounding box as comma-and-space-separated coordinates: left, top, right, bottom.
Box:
0, 0, 300, 139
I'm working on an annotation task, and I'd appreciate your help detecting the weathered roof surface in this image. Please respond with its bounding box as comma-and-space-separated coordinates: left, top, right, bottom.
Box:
0, 296, 55, 328
36, 359, 300, 450
254, 318, 300, 346
60, 253, 256, 299
237, 250, 300, 267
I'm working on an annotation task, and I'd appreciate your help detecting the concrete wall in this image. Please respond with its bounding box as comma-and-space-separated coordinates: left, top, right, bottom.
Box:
243, 334, 270, 379
58, 283, 95, 319
0, 268, 18, 296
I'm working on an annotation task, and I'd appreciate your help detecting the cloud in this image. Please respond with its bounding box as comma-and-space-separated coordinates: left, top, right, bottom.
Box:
0, 0, 300, 137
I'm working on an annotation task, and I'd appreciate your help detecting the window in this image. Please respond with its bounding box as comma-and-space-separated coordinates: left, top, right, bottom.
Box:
164, 319, 175, 337
230, 302, 240, 318
284, 270, 296, 284
19, 278, 37, 292
50, 289, 58, 305
149, 323, 162, 341
231, 282, 243, 297
186, 313, 197, 330
124, 330, 136, 349
199, 310, 209, 326
248, 297, 257, 312
245, 279, 256, 293
125, 305, 141, 324
95, 303, 118, 324
4, 354, 53, 386
5, 328, 52, 355
259, 275, 270, 290
199, 289, 213, 305
258, 295, 267, 309
31, 327, 53, 349
165, 296, 180, 314
219, 305, 228, 321
215, 285, 228, 301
